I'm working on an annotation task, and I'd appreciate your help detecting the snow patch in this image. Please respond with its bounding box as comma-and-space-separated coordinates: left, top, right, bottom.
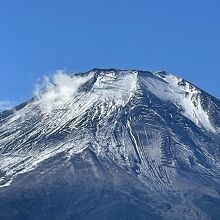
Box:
92, 70, 138, 106
141, 72, 216, 132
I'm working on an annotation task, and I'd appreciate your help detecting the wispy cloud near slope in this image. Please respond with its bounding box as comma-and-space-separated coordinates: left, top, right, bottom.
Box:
0, 101, 14, 111
34, 70, 94, 113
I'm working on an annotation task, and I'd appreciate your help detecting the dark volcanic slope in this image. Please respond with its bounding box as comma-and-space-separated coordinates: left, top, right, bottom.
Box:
0, 69, 220, 220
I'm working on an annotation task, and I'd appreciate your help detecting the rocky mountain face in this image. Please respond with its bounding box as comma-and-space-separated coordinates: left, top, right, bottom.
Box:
0, 69, 220, 220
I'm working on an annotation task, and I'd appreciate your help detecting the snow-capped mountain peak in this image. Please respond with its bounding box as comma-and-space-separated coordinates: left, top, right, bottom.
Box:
0, 69, 220, 219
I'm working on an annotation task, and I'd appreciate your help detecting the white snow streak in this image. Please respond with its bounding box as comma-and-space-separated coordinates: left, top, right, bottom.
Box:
147, 72, 216, 132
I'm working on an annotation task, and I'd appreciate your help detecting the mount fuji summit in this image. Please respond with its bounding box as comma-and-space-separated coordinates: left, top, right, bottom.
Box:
0, 69, 220, 220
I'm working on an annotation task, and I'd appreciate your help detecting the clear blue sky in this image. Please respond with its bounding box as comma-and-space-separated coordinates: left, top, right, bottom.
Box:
0, 0, 219, 109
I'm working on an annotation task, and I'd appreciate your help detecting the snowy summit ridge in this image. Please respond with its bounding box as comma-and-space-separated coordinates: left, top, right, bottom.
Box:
34, 68, 218, 132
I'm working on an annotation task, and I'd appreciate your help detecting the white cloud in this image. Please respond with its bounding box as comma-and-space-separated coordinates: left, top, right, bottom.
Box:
0, 101, 14, 111
34, 70, 94, 113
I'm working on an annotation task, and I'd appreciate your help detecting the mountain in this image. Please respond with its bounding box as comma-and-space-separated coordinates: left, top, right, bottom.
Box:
0, 69, 220, 220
